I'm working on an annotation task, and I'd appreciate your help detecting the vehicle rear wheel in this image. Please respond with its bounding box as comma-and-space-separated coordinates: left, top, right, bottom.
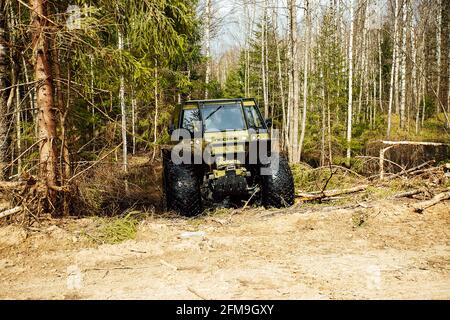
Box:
260, 153, 295, 208
162, 152, 203, 217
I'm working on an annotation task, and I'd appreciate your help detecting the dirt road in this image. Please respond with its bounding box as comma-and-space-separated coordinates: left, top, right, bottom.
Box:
0, 198, 449, 299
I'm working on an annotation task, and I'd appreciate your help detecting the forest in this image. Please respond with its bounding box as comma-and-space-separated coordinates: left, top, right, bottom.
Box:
0, 0, 449, 217
0, 0, 450, 301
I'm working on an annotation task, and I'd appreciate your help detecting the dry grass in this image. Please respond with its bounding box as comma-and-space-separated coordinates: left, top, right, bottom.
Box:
75, 155, 162, 216
291, 163, 366, 192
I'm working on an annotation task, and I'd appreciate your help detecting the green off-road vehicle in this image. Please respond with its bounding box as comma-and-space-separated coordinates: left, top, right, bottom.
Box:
162, 98, 295, 216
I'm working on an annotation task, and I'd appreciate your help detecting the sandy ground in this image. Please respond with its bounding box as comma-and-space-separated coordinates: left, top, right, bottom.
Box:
0, 198, 449, 300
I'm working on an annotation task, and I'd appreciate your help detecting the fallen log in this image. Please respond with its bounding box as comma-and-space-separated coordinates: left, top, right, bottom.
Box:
0, 181, 25, 190
412, 190, 450, 213
296, 185, 368, 201
0, 206, 22, 219
408, 166, 442, 176
392, 189, 424, 198
381, 140, 447, 146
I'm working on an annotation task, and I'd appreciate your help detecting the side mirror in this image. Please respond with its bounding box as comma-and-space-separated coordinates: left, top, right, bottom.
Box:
265, 118, 273, 128
168, 123, 174, 135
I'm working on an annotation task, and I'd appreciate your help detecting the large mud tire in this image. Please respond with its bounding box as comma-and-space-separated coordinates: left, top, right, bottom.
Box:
162, 153, 203, 217
261, 154, 295, 208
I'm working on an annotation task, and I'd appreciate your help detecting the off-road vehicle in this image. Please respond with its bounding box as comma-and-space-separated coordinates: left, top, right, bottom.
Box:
162, 98, 295, 216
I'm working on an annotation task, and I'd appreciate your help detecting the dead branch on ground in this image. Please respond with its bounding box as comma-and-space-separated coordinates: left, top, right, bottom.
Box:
0, 206, 22, 219
391, 189, 424, 198
386, 160, 436, 180
296, 185, 368, 201
412, 189, 450, 213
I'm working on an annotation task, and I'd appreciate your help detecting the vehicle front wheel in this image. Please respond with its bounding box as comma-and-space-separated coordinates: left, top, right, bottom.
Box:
162, 153, 203, 217
260, 154, 295, 208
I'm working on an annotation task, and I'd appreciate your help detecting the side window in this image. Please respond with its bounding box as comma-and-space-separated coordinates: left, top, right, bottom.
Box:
244, 106, 264, 129
181, 108, 201, 133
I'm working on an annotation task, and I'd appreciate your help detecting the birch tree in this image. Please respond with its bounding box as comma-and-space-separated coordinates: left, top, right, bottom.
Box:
399, 0, 407, 128
261, 1, 269, 117
288, 0, 300, 162
346, 0, 354, 164
118, 29, 127, 173
204, 0, 211, 99
298, 0, 310, 162
387, 0, 399, 138
439, 0, 449, 116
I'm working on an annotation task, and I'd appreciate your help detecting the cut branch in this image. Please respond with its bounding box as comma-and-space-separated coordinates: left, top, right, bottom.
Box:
0, 206, 22, 219
412, 190, 450, 213
296, 185, 368, 201
386, 160, 436, 180
392, 189, 424, 198
381, 140, 447, 146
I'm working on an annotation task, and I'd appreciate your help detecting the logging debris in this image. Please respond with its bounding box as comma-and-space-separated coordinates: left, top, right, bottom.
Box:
412, 189, 450, 213
296, 185, 368, 201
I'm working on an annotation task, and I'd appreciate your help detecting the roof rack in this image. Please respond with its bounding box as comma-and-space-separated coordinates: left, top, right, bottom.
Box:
184, 98, 258, 105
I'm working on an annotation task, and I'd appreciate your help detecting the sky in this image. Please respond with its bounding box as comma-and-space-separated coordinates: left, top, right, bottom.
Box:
209, 0, 247, 57
207, 0, 386, 58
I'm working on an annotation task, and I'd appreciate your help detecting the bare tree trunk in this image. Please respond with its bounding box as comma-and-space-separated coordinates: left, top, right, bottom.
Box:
372, 69, 376, 129
327, 97, 332, 165
244, 1, 249, 97
287, 0, 295, 161
387, 0, 399, 138
30, 0, 59, 202
287, 49, 293, 159
15, 76, 21, 176
439, 0, 449, 118
289, 0, 300, 163
273, 6, 286, 148
320, 52, 325, 166
0, 0, 8, 179
246, 0, 255, 98
62, 69, 71, 180
357, 6, 368, 123
346, 0, 354, 165
264, 5, 270, 117
298, 0, 309, 162
6, 3, 20, 177
131, 92, 136, 155
436, 0, 442, 115
411, 7, 419, 134
51, 34, 71, 183
394, 1, 400, 115
399, 0, 407, 129
378, 30, 383, 113
90, 54, 95, 145
22, 55, 36, 135
421, 80, 425, 127
152, 59, 159, 161
261, 1, 269, 118
204, 0, 211, 99
118, 30, 127, 173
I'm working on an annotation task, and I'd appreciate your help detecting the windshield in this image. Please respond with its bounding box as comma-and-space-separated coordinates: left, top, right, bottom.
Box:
201, 104, 246, 132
